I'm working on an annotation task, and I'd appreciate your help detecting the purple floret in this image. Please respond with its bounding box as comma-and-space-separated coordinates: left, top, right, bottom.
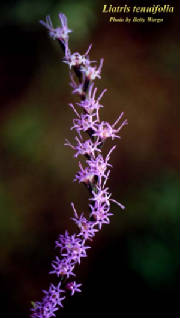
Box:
66, 281, 82, 296
40, 13, 72, 42
31, 283, 65, 318
55, 231, 90, 264
71, 203, 97, 240
49, 257, 75, 278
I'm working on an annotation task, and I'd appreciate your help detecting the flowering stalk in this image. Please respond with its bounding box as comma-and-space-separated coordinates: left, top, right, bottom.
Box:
31, 13, 128, 318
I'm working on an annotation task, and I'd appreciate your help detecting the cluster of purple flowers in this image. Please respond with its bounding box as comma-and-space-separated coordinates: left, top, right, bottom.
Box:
31, 13, 127, 318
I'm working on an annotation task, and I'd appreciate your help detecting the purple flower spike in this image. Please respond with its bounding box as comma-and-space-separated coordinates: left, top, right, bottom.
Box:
32, 12, 127, 318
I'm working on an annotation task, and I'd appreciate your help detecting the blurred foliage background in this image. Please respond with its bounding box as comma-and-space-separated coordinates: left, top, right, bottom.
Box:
0, 0, 179, 317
